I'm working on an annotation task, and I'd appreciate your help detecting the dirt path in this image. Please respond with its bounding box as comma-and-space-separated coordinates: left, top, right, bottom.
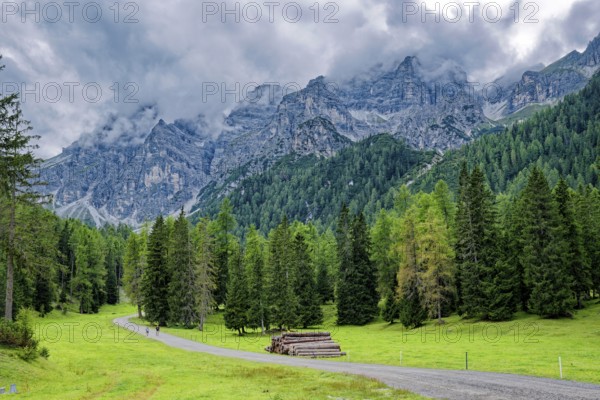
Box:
114, 315, 600, 400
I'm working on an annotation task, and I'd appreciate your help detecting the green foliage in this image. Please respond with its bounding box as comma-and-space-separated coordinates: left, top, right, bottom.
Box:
195, 134, 432, 233
211, 199, 237, 307
267, 216, 299, 330
0, 309, 37, 349
519, 168, 575, 317
413, 72, 600, 195
244, 226, 268, 332
292, 232, 323, 328
224, 242, 248, 335
169, 209, 199, 327
336, 212, 379, 325
142, 216, 170, 326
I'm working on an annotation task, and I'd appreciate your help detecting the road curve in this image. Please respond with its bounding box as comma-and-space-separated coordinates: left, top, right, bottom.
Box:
114, 315, 600, 400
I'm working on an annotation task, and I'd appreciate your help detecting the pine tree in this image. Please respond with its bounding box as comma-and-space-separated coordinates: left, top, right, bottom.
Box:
575, 186, 600, 298
519, 168, 575, 317
554, 178, 591, 309
224, 242, 248, 335
244, 226, 268, 333
142, 216, 170, 326
337, 211, 378, 325
169, 209, 198, 327
104, 238, 120, 305
211, 199, 237, 307
267, 216, 298, 330
194, 218, 216, 331
0, 66, 44, 320
293, 232, 323, 328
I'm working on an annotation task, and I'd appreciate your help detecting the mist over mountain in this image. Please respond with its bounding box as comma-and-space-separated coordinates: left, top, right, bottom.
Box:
40, 32, 600, 226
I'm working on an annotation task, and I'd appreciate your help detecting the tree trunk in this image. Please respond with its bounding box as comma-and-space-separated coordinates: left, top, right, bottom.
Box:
437, 301, 442, 324
137, 303, 143, 319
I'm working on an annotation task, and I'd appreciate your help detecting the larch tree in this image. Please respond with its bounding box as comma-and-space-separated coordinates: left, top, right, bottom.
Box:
123, 229, 147, 318
224, 241, 249, 335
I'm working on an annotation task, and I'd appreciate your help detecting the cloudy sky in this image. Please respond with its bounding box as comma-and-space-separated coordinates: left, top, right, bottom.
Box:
1, 0, 599, 158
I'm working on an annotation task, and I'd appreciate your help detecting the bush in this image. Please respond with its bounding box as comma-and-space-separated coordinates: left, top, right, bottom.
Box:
39, 346, 50, 359
19, 345, 39, 362
0, 309, 38, 349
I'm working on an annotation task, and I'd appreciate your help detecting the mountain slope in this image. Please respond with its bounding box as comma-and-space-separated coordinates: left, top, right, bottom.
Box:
411, 71, 600, 195
191, 134, 433, 232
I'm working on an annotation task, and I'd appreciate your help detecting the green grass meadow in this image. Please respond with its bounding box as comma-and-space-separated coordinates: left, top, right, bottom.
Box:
152, 301, 600, 384
0, 304, 424, 399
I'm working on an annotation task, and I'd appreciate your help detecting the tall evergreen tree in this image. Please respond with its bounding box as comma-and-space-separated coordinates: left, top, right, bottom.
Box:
0, 64, 43, 320
293, 232, 323, 328
194, 218, 216, 331
224, 242, 248, 335
337, 212, 379, 325
123, 230, 146, 318
575, 186, 600, 297
267, 216, 298, 330
142, 216, 170, 326
554, 178, 591, 309
244, 226, 268, 333
519, 168, 575, 317
104, 238, 120, 305
211, 199, 237, 307
169, 209, 198, 327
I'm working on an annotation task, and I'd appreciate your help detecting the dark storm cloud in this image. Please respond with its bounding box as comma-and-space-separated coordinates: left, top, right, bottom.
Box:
0, 0, 598, 158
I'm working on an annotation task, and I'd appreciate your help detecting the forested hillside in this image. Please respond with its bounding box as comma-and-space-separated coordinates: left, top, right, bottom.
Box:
412, 71, 600, 194
193, 134, 434, 232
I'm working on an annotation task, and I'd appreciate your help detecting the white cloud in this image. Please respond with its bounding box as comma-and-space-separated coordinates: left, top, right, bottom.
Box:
0, 0, 598, 158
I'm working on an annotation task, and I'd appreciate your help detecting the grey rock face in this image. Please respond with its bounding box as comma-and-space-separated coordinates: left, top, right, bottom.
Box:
488, 34, 600, 119
40, 33, 600, 226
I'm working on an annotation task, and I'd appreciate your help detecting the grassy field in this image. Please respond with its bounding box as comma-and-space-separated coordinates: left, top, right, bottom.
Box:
0, 304, 424, 399
148, 301, 600, 384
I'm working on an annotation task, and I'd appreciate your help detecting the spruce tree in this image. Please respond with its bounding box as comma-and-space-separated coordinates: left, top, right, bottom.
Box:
244, 225, 268, 333
293, 232, 323, 328
519, 168, 575, 317
267, 216, 298, 330
554, 178, 591, 309
0, 65, 43, 320
142, 216, 170, 326
105, 239, 120, 305
224, 242, 248, 335
211, 199, 237, 307
337, 211, 378, 325
194, 218, 216, 331
169, 209, 198, 327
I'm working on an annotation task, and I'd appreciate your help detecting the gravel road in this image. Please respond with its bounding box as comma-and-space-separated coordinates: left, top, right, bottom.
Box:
114, 315, 600, 400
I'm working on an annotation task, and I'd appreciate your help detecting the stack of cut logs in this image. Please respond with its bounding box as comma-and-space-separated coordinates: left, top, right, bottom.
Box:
266, 332, 345, 358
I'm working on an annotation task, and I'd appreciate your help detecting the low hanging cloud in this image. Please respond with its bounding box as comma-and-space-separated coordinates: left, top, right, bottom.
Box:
0, 0, 598, 159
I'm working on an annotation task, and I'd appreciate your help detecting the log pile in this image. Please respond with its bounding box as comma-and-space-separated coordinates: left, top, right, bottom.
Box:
266, 332, 345, 358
